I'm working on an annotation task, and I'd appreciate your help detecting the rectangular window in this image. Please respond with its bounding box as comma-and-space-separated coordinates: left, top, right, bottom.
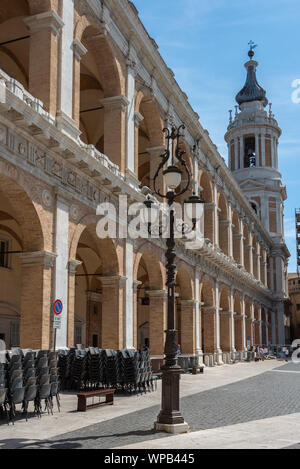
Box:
297, 304, 300, 311
0, 240, 9, 268
10, 322, 20, 347
75, 325, 82, 345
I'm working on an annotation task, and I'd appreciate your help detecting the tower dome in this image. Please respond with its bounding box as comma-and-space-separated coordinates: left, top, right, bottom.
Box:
235, 48, 268, 107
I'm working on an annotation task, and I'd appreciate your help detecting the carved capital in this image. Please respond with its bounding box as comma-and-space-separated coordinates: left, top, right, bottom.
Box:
24, 11, 64, 36
72, 39, 88, 61
100, 95, 129, 112
19, 250, 57, 269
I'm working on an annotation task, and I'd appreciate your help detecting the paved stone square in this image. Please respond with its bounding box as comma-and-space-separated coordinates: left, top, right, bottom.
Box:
0, 360, 299, 449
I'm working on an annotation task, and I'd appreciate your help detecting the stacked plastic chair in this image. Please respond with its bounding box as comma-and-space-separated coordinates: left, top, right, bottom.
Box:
48, 352, 60, 412
69, 349, 88, 391
87, 348, 102, 390
0, 362, 8, 423
7, 352, 25, 424
102, 350, 118, 388
22, 351, 38, 420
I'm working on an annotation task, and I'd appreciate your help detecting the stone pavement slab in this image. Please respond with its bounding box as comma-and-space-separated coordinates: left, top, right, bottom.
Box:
118, 412, 300, 450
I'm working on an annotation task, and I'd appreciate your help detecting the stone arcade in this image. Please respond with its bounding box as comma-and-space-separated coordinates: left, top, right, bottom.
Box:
0, 0, 289, 366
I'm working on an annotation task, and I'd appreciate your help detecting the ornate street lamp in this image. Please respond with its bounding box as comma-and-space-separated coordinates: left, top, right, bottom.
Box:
143, 124, 204, 433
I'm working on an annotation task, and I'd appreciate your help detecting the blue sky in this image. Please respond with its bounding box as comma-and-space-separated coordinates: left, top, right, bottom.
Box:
133, 0, 300, 272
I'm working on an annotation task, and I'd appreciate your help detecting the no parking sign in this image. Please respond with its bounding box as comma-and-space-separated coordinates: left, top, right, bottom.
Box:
53, 299, 63, 329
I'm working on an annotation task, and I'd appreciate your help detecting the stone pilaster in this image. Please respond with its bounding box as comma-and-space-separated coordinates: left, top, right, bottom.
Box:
147, 290, 168, 356
19, 251, 57, 349
24, 10, 64, 116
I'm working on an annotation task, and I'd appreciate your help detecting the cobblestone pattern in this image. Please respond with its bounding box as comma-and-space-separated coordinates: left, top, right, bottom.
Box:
17, 364, 300, 449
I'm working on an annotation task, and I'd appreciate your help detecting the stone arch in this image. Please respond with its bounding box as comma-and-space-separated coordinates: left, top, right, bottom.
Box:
73, 19, 125, 169
175, 266, 195, 354
0, 1, 32, 89
0, 171, 52, 350
135, 93, 164, 188
134, 246, 165, 355
0, 172, 44, 251
70, 216, 122, 349
199, 171, 214, 243
219, 287, 231, 352
218, 192, 229, 255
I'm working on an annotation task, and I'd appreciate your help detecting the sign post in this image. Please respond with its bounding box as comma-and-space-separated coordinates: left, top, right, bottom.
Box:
53, 299, 63, 351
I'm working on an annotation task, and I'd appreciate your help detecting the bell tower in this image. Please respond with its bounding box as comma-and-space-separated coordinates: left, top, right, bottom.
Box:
225, 43, 286, 242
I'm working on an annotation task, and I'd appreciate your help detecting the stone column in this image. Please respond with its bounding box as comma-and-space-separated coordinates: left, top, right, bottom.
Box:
255, 134, 259, 165
234, 138, 239, 170
24, 10, 64, 116
72, 38, 87, 127
271, 311, 276, 345
240, 218, 244, 267
215, 281, 223, 364
265, 316, 269, 346
100, 95, 129, 172
134, 111, 144, 177
180, 300, 196, 355
228, 201, 233, 259
67, 259, 82, 347
124, 240, 134, 350
54, 193, 70, 349
277, 303, 285, 345
19, 251, 57, 349
194, 271, 203, 362
261, 133, 266, 166
125, 59, 140, 189
147, 290, 168, 356
133, 280, 142, 350
213, 183, 219, 247
257, 244, 261, 282
100, 275, 126, 350
230, 289, 236, 352
56, 0, 81, 140
240, 135, 244, 168
241, 296, 247, 351
258, 305, 263, 346
248, 232, 254, 275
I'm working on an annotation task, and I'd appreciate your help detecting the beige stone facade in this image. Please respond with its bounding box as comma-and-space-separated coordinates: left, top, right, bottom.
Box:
0, 0, 290, 365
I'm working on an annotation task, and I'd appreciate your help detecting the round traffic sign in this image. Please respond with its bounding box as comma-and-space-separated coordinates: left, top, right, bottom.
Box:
53, 299, 63, 315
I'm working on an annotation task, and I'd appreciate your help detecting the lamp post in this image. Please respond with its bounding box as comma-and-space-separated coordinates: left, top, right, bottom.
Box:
143, 124, 204, 433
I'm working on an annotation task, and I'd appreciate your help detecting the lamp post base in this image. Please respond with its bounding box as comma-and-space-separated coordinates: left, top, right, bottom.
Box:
154, 421, 190, 434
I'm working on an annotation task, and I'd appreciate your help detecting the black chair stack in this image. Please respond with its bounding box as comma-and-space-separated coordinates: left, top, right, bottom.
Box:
7, 353, 25, 424
87, 347, 102, 390
69, 349, 88, 391
0, 362, 8, 423
23, 351, 38, 420
48, 352, 60, 412
102, 350, 118, 388
57, 349, 70, 390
